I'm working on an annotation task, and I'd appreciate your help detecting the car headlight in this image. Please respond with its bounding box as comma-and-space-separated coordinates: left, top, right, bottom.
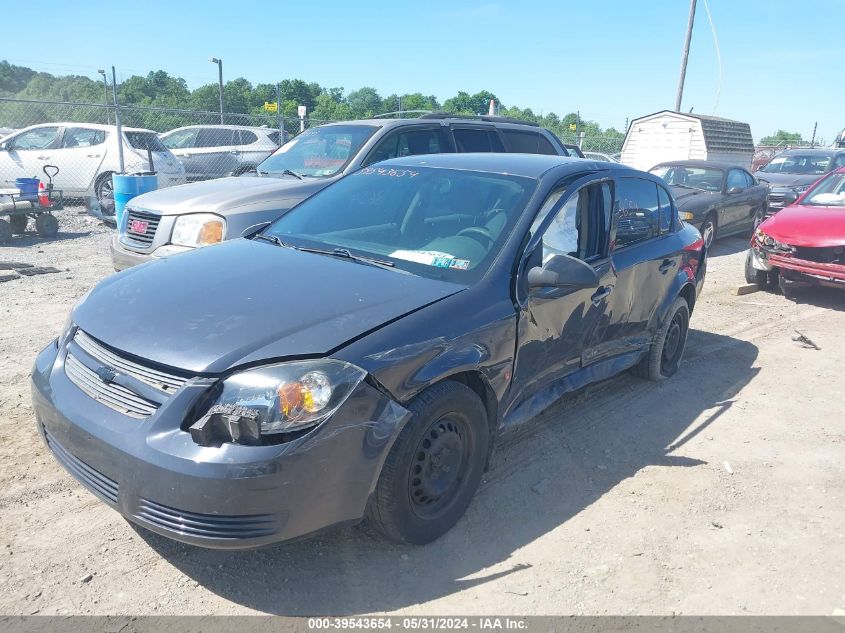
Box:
679, 211, 695, 221
189, 360, 367, 445
170, 213, 225, 248
792, 185, 810, 193
754, 229, 793, 253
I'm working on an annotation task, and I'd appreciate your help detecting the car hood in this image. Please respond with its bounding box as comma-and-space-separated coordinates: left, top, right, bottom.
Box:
753, 171, 822, 189
759, 204, 845, 247
72, 239, 464, 374
668, 186, 717, 206
127, 175, 329, 215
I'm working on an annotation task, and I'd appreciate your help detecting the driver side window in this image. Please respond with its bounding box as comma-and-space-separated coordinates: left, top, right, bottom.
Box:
8, 127, 61, 151
539, 182, 611, 264
726, 169, 747, 190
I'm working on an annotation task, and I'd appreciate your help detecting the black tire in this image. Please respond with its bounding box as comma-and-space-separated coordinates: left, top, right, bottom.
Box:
0, 219, 11, 244
9, 214, 28, 234
365, 381, 489, 545
632, 296, 690, 382
778, 273, 801, 299
94, 172, 115, 212
752, 206, 766, 230
744, 249, 773, 288
35, 213, 58, 238
700, 213, 717, 249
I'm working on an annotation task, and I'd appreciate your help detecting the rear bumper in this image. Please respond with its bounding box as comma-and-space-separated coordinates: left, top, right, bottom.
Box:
31, 341, 410, 549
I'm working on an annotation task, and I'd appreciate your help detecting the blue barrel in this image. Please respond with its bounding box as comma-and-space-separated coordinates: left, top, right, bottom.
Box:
16, 177, 40, 199
112, 173, 158, 228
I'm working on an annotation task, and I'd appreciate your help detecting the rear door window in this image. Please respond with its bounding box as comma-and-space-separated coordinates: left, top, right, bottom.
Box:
195, 128, 235, 148
614, 177, 660, 248
236, 130, 258, 145
61, 127, 105, 148
501, 129, 558, 155
657, 185, 673, 233
452, 127, 505, 153
161, 128, 198, 149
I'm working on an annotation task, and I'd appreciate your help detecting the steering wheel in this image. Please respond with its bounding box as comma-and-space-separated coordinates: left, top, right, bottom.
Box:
457, 226, 495, 245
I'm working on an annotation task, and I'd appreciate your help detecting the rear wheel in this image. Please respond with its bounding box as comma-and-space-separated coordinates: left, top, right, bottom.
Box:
365, 381, 489, 545
633, 296, 690, 382
95, 172, 115, 212
0, 219, 11, 243
35, 213, 59, 238
752, 207, 766, 230
9, 214, 28, 234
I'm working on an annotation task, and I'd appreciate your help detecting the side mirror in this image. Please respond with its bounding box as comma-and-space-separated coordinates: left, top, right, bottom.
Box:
782, 191, 799, 206
0, 142, 8, 151
727, 186, 743, 194
241, 221, 271, 238
527, 254, 600, 290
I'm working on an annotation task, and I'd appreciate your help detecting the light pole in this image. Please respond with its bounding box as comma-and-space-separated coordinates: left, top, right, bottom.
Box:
675, 0, 697, 112
208, 57, 224, 124
97, 69, 110, 125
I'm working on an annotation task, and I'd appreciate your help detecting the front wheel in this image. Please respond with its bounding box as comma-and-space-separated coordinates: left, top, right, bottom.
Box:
744, 249, 775, 289
35, 213, 59, 238
700, 213, 717, 249
365, 381, 489, 545
9, 214, 28, 234
633, 296, 690, 382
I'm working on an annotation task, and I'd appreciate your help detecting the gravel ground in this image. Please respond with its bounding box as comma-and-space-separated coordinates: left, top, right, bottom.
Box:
0, 213, 843, 616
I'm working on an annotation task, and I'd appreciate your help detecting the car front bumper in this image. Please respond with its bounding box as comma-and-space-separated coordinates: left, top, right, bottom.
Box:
110, 235, 194, 271
31, 340, 411, 549
751, 245, 845, 288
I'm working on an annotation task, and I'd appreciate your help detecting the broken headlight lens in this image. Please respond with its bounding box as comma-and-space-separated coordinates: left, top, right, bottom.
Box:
755, 229, 793, 253
211, 360, 367, 435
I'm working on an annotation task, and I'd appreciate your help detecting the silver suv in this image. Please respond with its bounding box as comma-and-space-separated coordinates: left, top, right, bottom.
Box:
112, 115, 573, 270
159, 125, 280, 181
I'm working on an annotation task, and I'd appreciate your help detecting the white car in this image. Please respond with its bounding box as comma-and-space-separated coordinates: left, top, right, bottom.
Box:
0, 122, 186, 206
160, 125, 281, 181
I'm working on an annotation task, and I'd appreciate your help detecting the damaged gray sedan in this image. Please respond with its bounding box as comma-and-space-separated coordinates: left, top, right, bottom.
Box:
32, 153, 705, 548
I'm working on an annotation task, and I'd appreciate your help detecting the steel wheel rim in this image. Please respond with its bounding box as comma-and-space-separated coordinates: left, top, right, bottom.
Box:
661, 311, 687, 374
98, 177, 114, 201
408, 415, 472, 519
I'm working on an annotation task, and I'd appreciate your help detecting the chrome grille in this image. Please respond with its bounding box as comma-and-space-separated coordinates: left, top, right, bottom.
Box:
120, 209, 161, 249
44, 427, 119, 504
65, 354, 158, 418
74, 330, 188, 394
136, 498, 277, 540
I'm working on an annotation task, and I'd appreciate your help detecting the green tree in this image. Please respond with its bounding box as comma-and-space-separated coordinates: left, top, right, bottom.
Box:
346, 86, 383, 118
0, 60, 37, 96
760, 130, 804, 145
443, 90, 499, 115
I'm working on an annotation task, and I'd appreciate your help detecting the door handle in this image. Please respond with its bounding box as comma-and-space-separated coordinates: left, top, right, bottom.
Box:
182, 153, 192, 158
36, 155, 50, 160
659, 259, 675, 274
591, 285, 613, 305
86, 153, 101, 158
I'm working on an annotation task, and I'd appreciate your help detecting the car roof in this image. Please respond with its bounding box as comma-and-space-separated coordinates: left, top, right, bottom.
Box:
371, 152, 625, 179
161, 124, 275, 133
21, 122, 155, 133
650, 159, 741, 171
319, 117, 548, 130
776, 148, 840, 156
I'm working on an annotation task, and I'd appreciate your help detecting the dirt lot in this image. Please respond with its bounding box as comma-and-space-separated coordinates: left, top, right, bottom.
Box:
1, 215, 843, 616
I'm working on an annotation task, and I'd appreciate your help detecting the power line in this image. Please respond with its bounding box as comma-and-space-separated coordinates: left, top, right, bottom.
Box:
701, 0, 723, 114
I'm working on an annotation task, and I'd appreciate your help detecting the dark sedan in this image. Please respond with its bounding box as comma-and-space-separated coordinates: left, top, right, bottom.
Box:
650, 160, 769, 248
32, 154, 705, 549
755, 148, 845, 212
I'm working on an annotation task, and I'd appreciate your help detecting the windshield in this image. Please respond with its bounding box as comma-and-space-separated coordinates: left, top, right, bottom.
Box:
258, 125, 378, 177
263, 165, 537, 283
803, 172, 845, 206
650, 165, 724, 192
761, 153, 832, 175
125, 131, 169, 153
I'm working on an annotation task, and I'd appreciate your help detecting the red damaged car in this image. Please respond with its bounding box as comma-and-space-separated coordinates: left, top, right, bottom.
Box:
745, 167, 845, 295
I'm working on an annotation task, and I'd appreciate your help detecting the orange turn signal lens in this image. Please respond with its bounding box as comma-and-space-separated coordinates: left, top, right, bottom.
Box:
198, 220, 224, 245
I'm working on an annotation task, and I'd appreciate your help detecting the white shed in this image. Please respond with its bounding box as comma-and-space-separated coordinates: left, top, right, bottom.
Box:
621, 111, 754, 171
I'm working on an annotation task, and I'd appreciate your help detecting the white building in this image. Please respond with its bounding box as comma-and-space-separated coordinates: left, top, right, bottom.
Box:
621, 111, 754, 171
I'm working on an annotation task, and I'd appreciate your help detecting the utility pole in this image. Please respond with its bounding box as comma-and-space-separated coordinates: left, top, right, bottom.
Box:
277, 83, 284, 144
674, 0, 697, 112
97, 69, 110, 125
111, 66, 124, 173
209, 57, 224, 124
811, 121, 817, 148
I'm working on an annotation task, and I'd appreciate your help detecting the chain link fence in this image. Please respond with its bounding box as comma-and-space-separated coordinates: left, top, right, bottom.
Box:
0, 96, 626, 210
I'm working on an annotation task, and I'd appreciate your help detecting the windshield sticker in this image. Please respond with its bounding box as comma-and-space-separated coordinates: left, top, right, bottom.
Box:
449, 259, 470, 270
358, 167, 419, 178
390, 250, 455, 266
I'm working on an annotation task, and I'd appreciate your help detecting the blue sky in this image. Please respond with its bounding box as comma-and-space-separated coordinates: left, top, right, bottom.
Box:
5, 0, 844, 142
